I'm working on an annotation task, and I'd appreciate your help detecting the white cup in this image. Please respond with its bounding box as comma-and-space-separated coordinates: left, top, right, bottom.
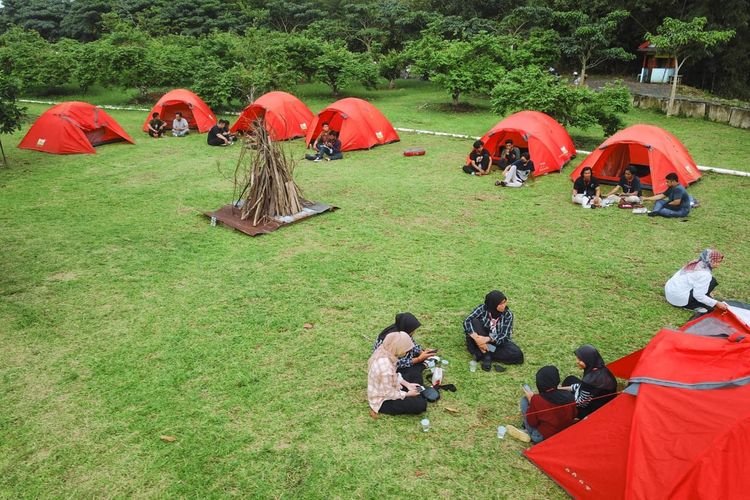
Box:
420, 418, 430, 432
497, 425, 507, 439
469, 360, 477, 372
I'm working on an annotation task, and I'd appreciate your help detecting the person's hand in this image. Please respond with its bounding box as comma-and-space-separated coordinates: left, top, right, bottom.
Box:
716, 301, 729, 311
523, 386, 534, 400
405, 387, 421, 397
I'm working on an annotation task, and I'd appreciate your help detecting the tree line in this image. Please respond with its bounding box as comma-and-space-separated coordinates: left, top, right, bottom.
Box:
0, 0, 742, 159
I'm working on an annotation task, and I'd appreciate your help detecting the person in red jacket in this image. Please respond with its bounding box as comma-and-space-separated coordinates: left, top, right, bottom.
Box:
507, 365, 577, 443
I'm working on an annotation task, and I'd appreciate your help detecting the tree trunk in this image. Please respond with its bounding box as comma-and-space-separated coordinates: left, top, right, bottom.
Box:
452, 91, 460, 106
667, 56, 679, 117
580, 59, 588, 87
0, 138, 6, 166
388, 78, 396, 89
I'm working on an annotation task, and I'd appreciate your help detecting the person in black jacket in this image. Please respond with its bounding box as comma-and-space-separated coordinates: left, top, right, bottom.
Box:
561, 345, 617, 419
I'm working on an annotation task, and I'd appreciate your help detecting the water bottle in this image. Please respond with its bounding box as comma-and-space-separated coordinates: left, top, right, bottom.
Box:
431, 366, 443, 386
210, 216, 217, 227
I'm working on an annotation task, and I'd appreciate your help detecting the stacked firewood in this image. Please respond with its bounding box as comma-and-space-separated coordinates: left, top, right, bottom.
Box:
234, 118, 307, 225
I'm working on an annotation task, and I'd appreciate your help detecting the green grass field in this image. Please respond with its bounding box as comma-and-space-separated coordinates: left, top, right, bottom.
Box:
1, 81, 749, 498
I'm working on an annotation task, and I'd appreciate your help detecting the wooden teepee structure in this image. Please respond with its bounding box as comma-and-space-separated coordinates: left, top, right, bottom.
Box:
233, 118, 307, 226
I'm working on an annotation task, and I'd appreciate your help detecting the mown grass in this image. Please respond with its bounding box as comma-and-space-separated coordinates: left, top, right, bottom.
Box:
1, 83, 749, 498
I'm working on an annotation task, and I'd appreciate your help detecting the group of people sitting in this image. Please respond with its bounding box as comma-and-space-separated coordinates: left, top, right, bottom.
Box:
367, 249, 730, 441
366, 291, 619, 445
305, 122, 343, 162
462, 139, 535, 188
146, 112, 236, 146
571, 166, 693, 218
147, 112, 190, 138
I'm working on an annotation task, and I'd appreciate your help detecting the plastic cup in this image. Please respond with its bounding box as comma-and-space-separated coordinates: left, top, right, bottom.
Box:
420, 418, 430, 432
469, 360, 477, 372
497, 425, 507, 439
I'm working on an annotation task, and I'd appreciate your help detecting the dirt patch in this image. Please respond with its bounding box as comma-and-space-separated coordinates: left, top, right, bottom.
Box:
48, 271, 78, 282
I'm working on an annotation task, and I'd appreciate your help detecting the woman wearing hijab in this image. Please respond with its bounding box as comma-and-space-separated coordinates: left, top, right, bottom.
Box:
665, 249, 728, 314
561, 345, 617, 419
507, 366, 576, 443
462, 290, 524, 372
373, 312, 436, 385
367, 331, 427, 416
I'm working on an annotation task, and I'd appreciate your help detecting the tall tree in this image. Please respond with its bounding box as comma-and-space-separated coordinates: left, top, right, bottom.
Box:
0, 74, 25, 165
647, 17, 735, 116
61, 0, 113, 42
555, 9, 634, 85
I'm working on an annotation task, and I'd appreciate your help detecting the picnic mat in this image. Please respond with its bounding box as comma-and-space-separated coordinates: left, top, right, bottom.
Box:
205, 201, 338, 236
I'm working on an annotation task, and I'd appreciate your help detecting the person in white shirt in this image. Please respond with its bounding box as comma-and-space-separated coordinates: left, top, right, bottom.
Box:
664, 249, 728, 313
172, 112, 190, 137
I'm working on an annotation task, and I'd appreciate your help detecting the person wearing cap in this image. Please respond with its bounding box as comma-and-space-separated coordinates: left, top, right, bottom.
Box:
560, 345, 617, 419
462, 140, 492, 175
664, 249, 728, 314
462, 290, 524, 371
367, 331, 427, 416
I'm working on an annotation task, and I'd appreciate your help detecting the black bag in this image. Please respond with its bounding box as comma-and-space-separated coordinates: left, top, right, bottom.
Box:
420, 386, 440, 402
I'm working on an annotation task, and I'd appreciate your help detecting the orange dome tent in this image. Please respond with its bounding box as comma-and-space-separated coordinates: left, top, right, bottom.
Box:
142, 89, 216, 133
18, 101, 134, 155
569, 124, 701, 194
230, 91, 313, 140
479, 111, 576, 176
304, 98, 399, 152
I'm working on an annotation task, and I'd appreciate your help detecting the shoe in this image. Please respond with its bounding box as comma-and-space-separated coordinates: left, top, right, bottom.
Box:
313, 158, 322, 162
499, 181, 507, 187
481, 354, 492, 372
506, 424, 531, 443
647, 211, 657, 217
693, 307, 709, 314
494, 363, 506, 372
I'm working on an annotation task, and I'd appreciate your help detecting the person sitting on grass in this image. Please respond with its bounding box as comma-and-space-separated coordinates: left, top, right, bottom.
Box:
172, 112, 190, 137
462, 140, 492, 175
560, 345, 617, 419
497, 152, 535, 187
312, 131, 344, 162
572, 166, 602, 208
147, 112, 166, 138
207, 119, 234, 146
463, 290, 524, 372
506, 365, 576, 443
373, 312, 437, 385
311, 122, 331, 153
368, 331, 427, 417
664, 248, 728, 315
602, 166, 642, 206
497, 139, 521, 169
642, 172, 691, 218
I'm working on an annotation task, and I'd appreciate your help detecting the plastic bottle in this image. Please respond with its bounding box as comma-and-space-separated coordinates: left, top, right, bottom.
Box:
497, 425, 507, 439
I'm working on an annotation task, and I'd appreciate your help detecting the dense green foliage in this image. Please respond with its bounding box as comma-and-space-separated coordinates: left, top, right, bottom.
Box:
0, 0, 750, 98
0, 73, 24, 164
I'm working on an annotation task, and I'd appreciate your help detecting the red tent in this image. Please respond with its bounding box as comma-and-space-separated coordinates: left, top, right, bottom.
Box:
230, 91, 313, 140
569, 124, 701, 194
142, 89, 215, 133
479, 111, 576, 176
525, 306, 750, 500
304, 98, 399, 152
18, 101, 134, 155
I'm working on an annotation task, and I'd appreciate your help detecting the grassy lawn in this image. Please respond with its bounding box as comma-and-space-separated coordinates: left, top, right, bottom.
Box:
1, 83, 749, 498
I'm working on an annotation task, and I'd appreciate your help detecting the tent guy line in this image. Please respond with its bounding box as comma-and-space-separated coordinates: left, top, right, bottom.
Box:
17, 99, 749, 177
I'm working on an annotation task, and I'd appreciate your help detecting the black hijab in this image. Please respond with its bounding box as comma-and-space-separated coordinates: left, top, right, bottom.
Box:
484, 290, 507, 319
575, 345, 617, 392
536, 365, 574, 405
377, 312, 421, 343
